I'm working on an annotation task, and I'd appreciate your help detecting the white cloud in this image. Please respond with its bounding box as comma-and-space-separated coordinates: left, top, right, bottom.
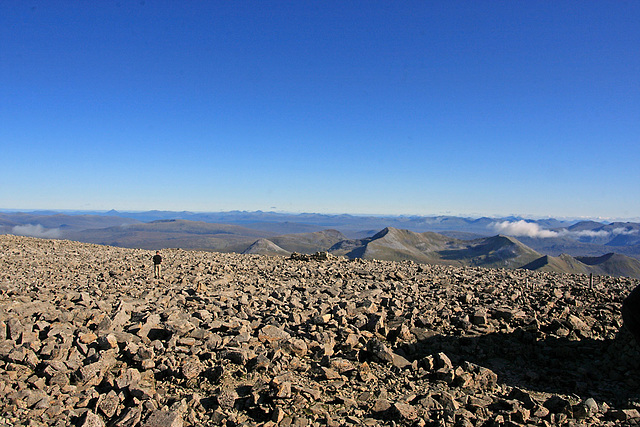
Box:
491, 220, 559, 238
568, 229, 610, 238
611, 227, 639, 236
563, 227, 638, 239
11, 224, 62, 239
490, 221, 640, 240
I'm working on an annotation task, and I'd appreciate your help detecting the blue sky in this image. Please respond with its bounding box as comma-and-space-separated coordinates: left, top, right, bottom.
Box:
2, 1, 639, 219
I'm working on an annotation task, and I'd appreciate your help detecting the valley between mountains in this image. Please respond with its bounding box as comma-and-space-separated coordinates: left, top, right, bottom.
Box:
69, 223, 640, 280
3, 211, 640, 279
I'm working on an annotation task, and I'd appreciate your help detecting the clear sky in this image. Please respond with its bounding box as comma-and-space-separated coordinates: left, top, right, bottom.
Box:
1, 1, 639, 220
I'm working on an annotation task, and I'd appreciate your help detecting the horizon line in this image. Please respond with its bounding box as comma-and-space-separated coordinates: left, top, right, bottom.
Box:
1, 207, 638, 223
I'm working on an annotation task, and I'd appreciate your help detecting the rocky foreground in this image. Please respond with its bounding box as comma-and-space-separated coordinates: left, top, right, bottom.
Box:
1, 235, 640, 427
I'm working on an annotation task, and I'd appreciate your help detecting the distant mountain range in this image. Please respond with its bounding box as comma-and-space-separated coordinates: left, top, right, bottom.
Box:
2, 210, 640, 278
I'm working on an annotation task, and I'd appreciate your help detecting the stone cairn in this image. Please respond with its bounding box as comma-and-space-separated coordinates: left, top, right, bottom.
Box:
1, 234, 640, 427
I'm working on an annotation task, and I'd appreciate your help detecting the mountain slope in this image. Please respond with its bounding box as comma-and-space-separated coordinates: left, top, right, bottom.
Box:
566, 220, 608, 232
520, 252, 640, 279
242, 238, 290, 257
330, 227, 542, 269
576, 253, 640, 278
268, 229, 347, 254
357, 227, 458, 263
0, 212, 140, 234
5, 210, 639, 278
439, 235, 543, 269
520, 254, 591, 275
64, 220, 275, 252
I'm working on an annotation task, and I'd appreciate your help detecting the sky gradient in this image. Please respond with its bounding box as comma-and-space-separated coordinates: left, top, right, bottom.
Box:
2, 1, 639, 220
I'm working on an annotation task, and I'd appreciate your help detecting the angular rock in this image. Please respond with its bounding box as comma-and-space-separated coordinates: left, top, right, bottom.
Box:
284, 338, 308, 357
97, 390, 120, 418
79, 410, 106, 427
143, 410, 183, 427
258, 325, 291, 346
180, 356, 203, 380
393, 402, 418, 420
98, 333, 119, 350
129, 371, 156, 400
216, 386, 239, 409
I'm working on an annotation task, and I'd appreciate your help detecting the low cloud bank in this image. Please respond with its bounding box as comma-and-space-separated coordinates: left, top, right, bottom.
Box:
491, 220, 559, 238
491, 221, 639, 240
12, 224, 62, 239
612, 227, 639, 236
569, 229, 610, 238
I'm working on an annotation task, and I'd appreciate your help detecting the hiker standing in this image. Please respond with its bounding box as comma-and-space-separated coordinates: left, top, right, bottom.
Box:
153, 250, 162, 279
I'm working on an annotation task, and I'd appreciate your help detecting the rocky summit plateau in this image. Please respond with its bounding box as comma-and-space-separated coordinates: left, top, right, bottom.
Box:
1, 235, 640, 427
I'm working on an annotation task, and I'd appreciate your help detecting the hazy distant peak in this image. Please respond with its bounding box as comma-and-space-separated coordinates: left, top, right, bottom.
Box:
318, 229, 348, 239
305, 229, 347, 240
566, 220, 607, 232
483, 234, 529, 249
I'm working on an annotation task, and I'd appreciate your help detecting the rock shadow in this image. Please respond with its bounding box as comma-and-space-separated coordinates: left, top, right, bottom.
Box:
400, 326, 640, 407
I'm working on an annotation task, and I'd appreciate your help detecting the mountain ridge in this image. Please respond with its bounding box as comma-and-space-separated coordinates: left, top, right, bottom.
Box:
3, 210, 640, 278
248, 227, 640, 278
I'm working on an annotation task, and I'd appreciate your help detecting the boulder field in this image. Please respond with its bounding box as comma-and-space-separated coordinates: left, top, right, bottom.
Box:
1, 234, 639, 426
